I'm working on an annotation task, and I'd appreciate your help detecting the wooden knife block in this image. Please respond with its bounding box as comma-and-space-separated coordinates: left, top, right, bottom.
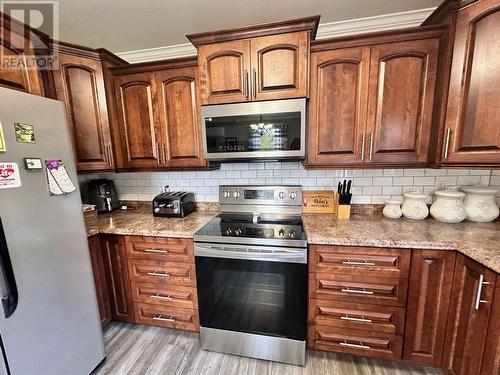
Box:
334, 192, 351, 220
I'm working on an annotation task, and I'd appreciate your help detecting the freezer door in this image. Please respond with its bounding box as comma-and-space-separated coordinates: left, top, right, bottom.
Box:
0, 88, 105, 374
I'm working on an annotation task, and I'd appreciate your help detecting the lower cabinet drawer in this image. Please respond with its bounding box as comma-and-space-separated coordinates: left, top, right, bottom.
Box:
131, 281, 198, 309
309, 325, 403, 360
309, 273, 408, 307
125, 236, 193, 262
308, 299, 405, 335
134, 303, 199, 332
128, 259, 195, 286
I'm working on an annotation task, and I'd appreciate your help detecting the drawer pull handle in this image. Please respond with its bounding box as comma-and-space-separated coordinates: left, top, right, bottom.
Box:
152, 314, 174, 322
147, 271, 170, 277
342, 260, 376, 266
144, 248, 169, 254
340, 340, 370, 350
340, 314, 372, 323
151, 293, 172, 301
341, 287, 374, 295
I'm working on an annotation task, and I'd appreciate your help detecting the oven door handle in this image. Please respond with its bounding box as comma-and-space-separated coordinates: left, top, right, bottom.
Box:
194, 244, 307, 264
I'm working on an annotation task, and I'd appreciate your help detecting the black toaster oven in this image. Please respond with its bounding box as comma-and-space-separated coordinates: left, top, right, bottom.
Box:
152, 191, 196, 217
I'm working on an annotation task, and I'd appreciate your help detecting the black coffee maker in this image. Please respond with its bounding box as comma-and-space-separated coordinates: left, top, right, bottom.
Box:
81, 179, 119, 212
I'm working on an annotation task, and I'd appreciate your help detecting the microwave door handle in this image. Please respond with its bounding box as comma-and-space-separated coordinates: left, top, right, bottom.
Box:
194, 244, 306, 263
0, 218, 18, 318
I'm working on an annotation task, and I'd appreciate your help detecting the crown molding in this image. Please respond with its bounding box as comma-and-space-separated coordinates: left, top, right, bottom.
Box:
117, 7, 436, 63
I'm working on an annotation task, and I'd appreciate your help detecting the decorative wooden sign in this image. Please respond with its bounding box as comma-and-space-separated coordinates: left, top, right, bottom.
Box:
302, 190, 335, 214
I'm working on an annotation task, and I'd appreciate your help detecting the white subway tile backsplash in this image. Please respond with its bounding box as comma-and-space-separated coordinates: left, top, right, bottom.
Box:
80, 166, 492, 204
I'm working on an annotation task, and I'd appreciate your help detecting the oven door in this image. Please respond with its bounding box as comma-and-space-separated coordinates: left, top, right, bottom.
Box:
201, 98, 306, 161
194, 243, 307, 341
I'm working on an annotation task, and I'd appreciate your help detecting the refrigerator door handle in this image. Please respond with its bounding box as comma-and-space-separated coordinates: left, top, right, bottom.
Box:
0, 218, 18, 318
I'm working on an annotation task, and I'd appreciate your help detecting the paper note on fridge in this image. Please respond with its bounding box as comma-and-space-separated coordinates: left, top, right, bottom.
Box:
45, 160, 76, 195
0, 162, 22, 189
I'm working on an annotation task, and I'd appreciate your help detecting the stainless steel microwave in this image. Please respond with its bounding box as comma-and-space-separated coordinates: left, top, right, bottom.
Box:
201, 98, 306, 161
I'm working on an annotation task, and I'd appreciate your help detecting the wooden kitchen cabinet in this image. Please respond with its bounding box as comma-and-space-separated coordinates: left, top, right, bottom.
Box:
365, 38, 438, 165
440, 0, 500, 165
481, 274, 500, 375
88, 235, 112, 327
403, 250, 456, 367
443, 254, 496, 375
191, 16, 318, 105
53, 51, 114, 171
307, 47, 370, 165
100, 235, 135, 323
306, 31, 440, 168
113, 72, 162, 169
155, 66, 206, 167
197, 40, 251, 104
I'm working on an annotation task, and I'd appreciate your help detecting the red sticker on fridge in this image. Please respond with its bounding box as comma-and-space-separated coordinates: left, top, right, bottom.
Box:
0, 162, 21, 189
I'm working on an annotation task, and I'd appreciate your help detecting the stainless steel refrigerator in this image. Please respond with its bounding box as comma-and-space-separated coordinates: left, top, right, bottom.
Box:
0, 88, 105, 374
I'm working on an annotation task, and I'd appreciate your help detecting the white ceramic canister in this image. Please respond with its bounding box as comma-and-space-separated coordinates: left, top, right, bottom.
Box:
430, 190, 467, 223
402, 192, 429, 220
383, 200, 403, 219
461, 186, 500, 222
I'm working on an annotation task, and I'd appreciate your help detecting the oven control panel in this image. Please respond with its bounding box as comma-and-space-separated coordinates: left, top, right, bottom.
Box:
219, 185, 302, 206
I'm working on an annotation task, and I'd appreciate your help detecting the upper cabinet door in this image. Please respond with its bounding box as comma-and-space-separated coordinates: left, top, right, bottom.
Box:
114, 72, 162, 168
53, 54, 113, 171
443, 254, 496, 375
155, 66, 206, 168
0, 41, 44, 96
307, 47, 370, 165
250, 32, 309, 101
198, 40, 251, 105
442, 0, 500, 165
366, 39, 439, 165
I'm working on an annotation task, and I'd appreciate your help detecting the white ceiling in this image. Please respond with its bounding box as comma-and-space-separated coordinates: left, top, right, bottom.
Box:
55, 0, 442, 53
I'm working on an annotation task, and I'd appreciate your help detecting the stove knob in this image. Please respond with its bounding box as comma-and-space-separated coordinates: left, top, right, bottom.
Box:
225, 228, 233, 235
234, 227, 242, 236
154, 207, 160, 213
223, 191, 230, 198
278, 191, 285, 199
233, 191, 240, 198
278, 228, 286, 237
289, 191, 297, 199
289, 229, 296, 238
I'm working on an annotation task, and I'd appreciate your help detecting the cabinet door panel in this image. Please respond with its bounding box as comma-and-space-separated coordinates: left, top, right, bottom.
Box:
88, 235, 111, 327
443, 254, 496, 375
403, 250, 455, 367
251, 32, 308, 100
443, 1, 500, 164
481, 274, 500, 375
366, 39, 438, 164
114, 73, 161, 168
156, 67, 206, 167
54, 54, 113, 171
101, 235, 135, 322
307, 47, 369, 165
198, 40, 250, 104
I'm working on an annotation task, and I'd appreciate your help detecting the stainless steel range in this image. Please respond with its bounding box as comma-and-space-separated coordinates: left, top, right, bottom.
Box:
194, 185, 307, 365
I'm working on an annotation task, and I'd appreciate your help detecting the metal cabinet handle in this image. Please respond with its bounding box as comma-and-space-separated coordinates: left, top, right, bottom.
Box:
369, 133, 374, 161
341, 287, 374, 295
342, 260, 376, 266
244, 70, 249, 99
144, 248, 169, 254
147, 271, 170, 277
162, 143, 167, 165
339, 340, 370, 350
444, 128, 451, 159
340, 314, 372, 323
151, 293, 172, 301
361, 133, 366, 161
475, 274, 490, 310
153, 315, 175, 322
104, 144, 113, 166
253, 68, 257, 99
155, 142, 161, 165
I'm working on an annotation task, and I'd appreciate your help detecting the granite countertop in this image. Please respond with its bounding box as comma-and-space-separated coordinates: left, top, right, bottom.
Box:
85, 208, 217, 239
302, 214, 500, 274
84, 208, 500, 274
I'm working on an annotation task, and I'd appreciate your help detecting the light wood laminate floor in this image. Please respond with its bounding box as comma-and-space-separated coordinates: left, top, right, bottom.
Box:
94, 322, 443, 375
